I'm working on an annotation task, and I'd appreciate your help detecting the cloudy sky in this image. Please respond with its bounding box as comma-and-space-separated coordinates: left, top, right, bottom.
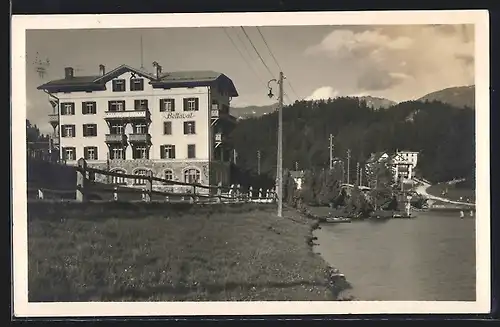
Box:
26, 24, 474, 132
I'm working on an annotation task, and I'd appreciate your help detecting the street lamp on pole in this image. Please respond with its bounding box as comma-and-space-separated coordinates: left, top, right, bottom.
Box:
268, 72, 284, 217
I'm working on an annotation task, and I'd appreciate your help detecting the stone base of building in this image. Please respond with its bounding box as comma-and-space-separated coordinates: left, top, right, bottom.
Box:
69, 159, 231, 195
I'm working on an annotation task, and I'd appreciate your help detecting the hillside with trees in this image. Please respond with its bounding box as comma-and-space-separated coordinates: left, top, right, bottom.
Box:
228, 97, 475, 187
417, 85, 475, 109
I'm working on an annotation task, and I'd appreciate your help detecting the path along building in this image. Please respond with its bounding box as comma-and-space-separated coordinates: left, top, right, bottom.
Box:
37, 63, 238, 193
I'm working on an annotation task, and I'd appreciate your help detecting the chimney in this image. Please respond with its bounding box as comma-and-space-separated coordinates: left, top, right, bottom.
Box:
99, 64, 106, 76
152, 61, 162, 79
64, 67, 74, 79
156, 64, 162, 78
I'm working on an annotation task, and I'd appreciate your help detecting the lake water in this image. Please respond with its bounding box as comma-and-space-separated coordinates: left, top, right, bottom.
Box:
313, 211, 476, 301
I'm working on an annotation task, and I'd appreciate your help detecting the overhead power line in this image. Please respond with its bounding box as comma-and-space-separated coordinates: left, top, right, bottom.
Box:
222, 27, 266, 88
255, 26, 300, 102
240, 26, 275, 78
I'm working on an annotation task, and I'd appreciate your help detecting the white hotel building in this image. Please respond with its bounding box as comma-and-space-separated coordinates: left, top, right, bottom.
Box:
391, 150, 419, 182
38, 63, 238, 190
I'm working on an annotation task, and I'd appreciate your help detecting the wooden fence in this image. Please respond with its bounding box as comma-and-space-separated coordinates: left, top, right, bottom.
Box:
30, 158, 277, 204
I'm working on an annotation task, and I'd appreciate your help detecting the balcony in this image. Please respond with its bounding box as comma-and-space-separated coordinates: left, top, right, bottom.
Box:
48, 113, 59, 125
105, 133, 128, 144
105, 109, 151, 121
211, 109, 236, 124
128, 133, 151, 144
215, 133, 225, 142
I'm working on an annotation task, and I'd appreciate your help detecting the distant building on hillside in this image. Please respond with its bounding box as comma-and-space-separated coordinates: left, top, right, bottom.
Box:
37, 63, 239, 192
289, 170, 305, 190
364, 151, 390, 188
366, 152, 390, 166
390, 150, 419, 182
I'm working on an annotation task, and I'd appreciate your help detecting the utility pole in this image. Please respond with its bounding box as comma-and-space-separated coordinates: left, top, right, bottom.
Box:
356, 162, 360, 187
277, 72, 284, 217
346, 149, 351, 185
233, 149, 237, 164
257, 150, 261, 175
268, 72, 284, 217
359, 163, 363, 187
295, 161, 299, 171
329, 134, 334, 170
341, 161, 345, 184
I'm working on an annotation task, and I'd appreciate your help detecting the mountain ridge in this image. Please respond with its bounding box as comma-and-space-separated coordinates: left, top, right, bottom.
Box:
230, 85, 474, 119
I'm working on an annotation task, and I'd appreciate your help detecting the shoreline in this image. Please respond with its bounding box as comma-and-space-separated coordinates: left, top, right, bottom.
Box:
297, 206, 355, 301
28, 201, 351, 301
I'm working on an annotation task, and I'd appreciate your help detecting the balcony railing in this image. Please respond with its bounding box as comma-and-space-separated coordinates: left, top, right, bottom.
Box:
105, 133, 128, 143
215, 133, 224, 142
128, 133, 151, 144
211, 109, 236, 123
48, 113, 59, 124
211, 109, 220, 118
105, 109, 150, 120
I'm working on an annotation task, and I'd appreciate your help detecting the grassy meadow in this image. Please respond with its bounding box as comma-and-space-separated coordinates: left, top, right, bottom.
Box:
28, 202, 344, 302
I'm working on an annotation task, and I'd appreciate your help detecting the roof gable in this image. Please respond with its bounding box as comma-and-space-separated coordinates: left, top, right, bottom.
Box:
93, 64, 158, 83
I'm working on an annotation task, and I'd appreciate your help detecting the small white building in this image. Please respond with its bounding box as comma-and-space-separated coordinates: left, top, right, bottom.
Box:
37, 63, 239, 192
289, 171, 305, 190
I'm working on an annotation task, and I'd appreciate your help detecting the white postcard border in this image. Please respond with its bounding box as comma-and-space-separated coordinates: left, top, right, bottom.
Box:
11, 10, 491, 317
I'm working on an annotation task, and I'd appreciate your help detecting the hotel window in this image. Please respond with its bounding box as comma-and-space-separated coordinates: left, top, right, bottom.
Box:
108, 100, 125, 112
163, 121, 172, 135
160, 99, 175, 112
62, 147, 76, 161
183, 98, 199, 111
112, 79, 126, 92
110, 147, 125, 160
61, 102, 75, 115
111, 168, 126, 185
133, 123, 148, 134
82, 101, 97, 115
84, 146, 98, 160
61, 124, 76, 137
133, 146, 149, 159
83, 124, 97, 137
109, 123, 124, 135
184, 168, 201, 184
134, 169, 149, 185
130, 78, 144, 91
134, 99, 148, 110
164, 169, 174, 181
183, 121, 196, 135
160, 145, 176, 159
187, 144, 196, 159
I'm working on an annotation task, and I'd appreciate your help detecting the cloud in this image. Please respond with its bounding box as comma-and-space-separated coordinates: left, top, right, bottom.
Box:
305, 24, 474, 101
305, 86, 339, 101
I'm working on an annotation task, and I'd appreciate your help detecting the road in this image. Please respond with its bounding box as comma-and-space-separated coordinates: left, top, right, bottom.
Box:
413, 180, 475, 207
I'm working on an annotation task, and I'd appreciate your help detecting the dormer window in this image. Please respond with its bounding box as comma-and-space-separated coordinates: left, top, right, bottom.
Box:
112, 79, 126, 92
130, 78, 144, 91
